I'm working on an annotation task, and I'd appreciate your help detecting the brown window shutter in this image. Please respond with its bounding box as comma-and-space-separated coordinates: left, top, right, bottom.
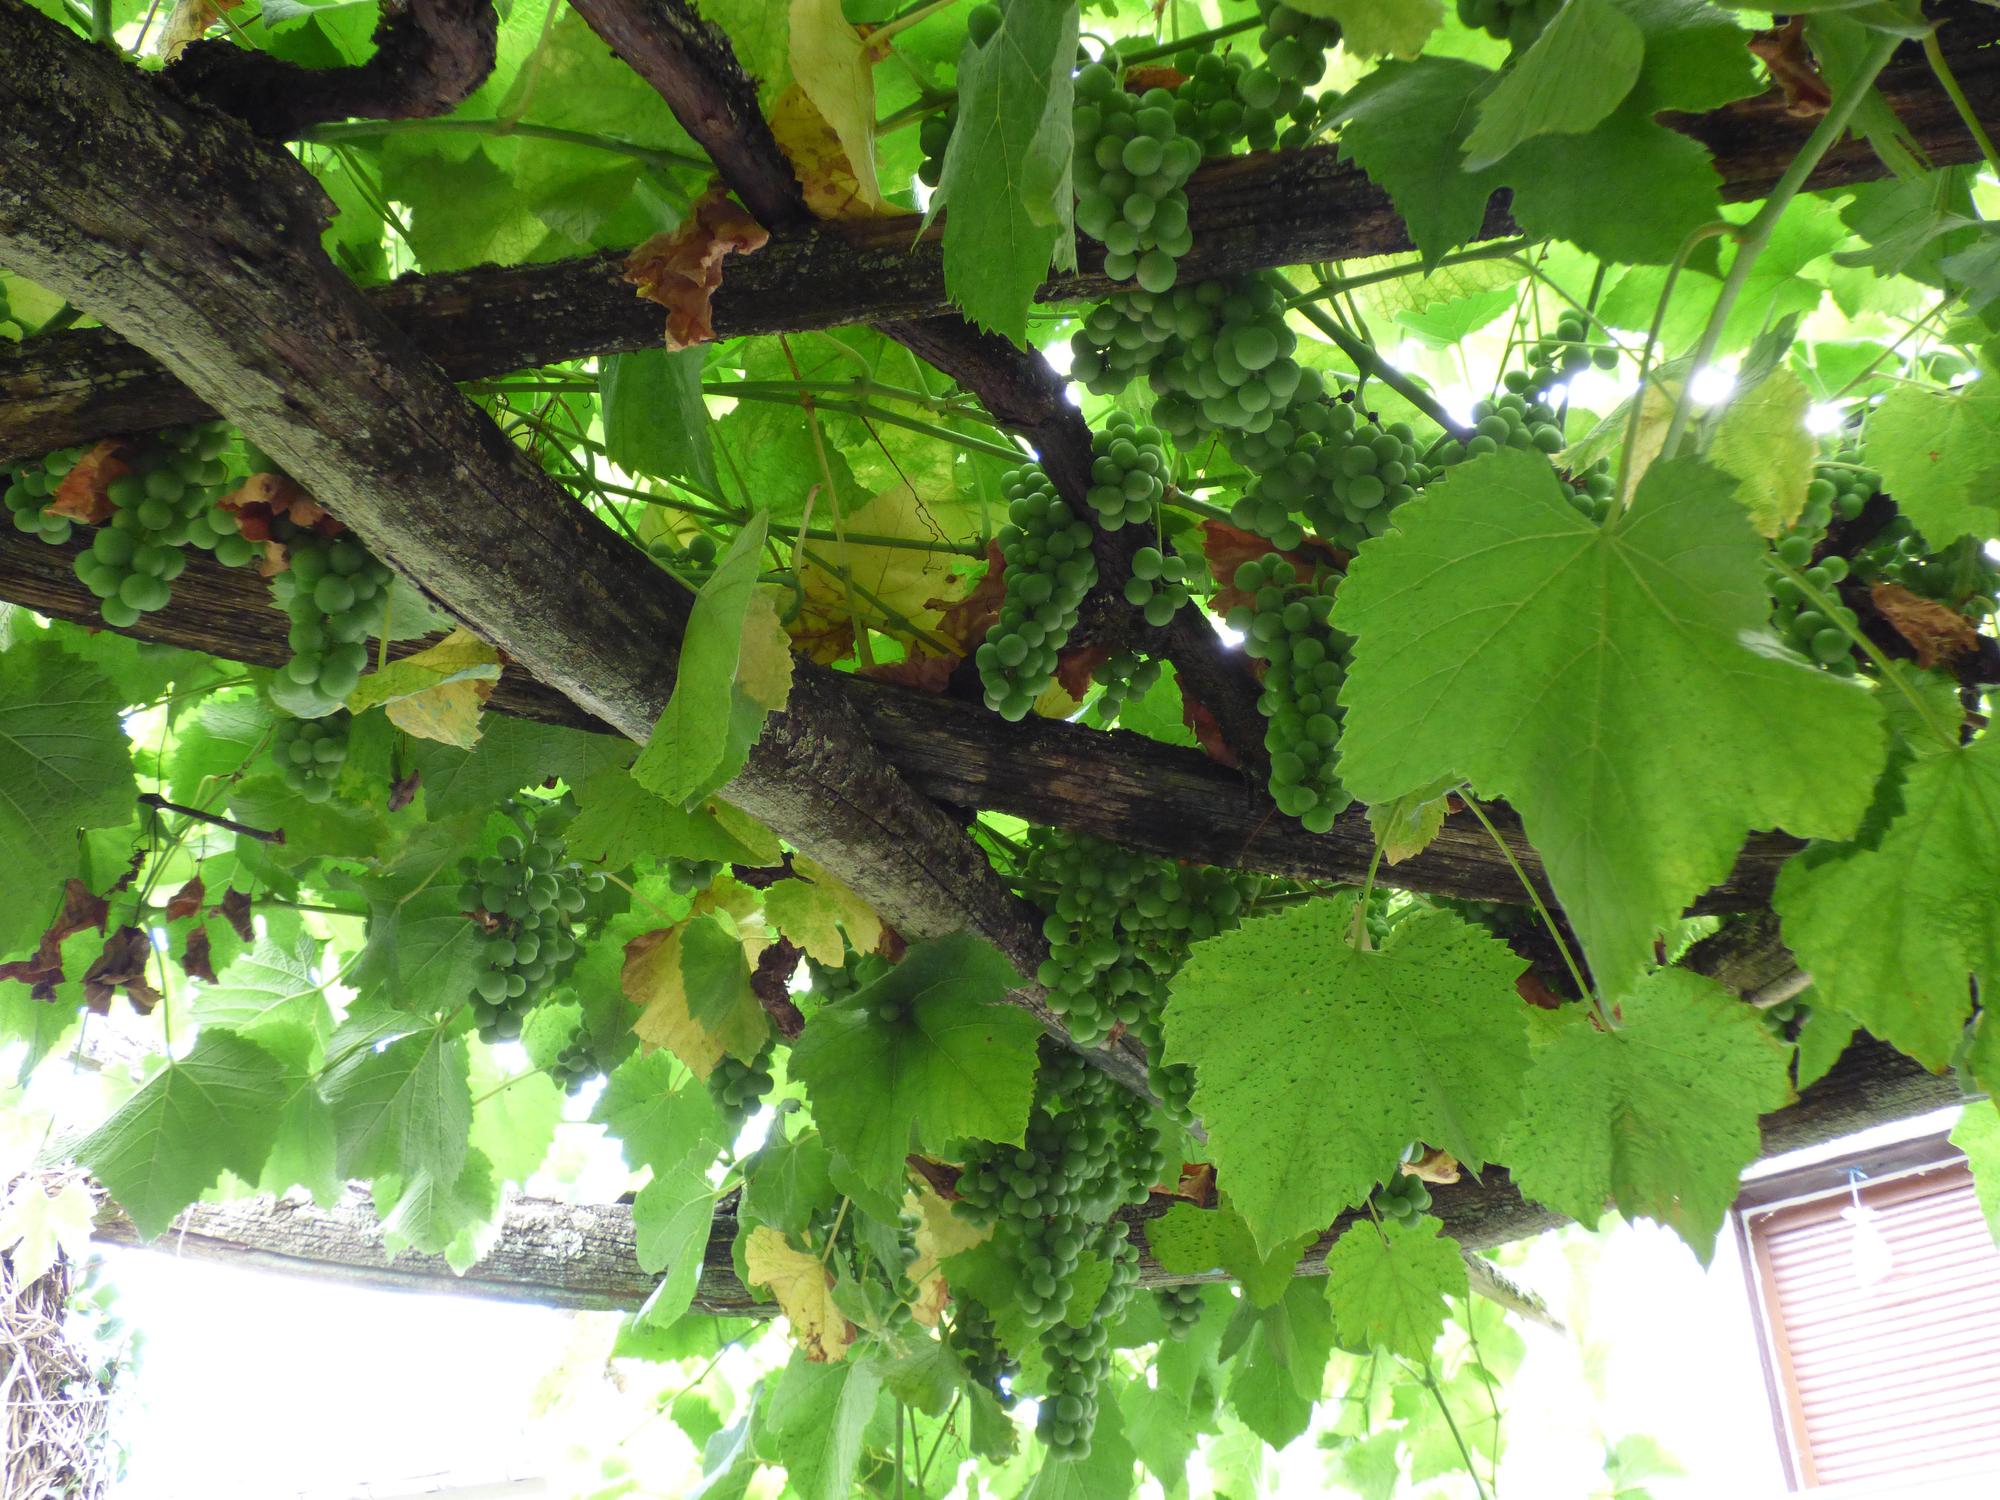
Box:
1744, 1161, 2000, 1490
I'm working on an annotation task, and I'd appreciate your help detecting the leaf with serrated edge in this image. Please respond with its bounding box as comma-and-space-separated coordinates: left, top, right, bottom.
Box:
1164, 897, 1530, 1253
1462, 0, 1643, 170
1324, 1216, 1467, 1360
1774, 728, 2000, 1068
1863, 380, 2000, 547
1502, 969, 1794, 1259
762, 855, 881, 964
1708, 366, 1815, 537
624, 913, 772, 1080
789, 931, 1040, 1194
1334, 449, 1886, 996
745, 1224, 853, 1361
1146, 1200, 1313, 1309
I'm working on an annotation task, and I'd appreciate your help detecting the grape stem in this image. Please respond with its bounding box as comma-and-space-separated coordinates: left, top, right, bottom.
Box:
1923, 27, 2000, 178
1287, 238, 1537, 305
1294, 302, 1472, 442
136, 791, 284, 844
1408, 1359, 1493, 1500
1614, 220, 1734, 505
1453, 787, 1602, 1027
301, 118, 707, 174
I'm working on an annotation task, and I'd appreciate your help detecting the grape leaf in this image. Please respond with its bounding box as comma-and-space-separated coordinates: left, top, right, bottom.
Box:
468, 1047, 562, 1184
789, 931, 1041, 1195
1367, 778, 1456, 865
187, 932, 332, 1062
1323, 1216, 1467, 1360
593, 1048, 729, 1176
600, 347, 716, 494
1708, 365, 1816, 537
1792, 995, 1856, 1090
1224, 1279, 1335, 1450
568, 767, 774, 870
1337, 58, 1503, 267
745, 1224, 855, 1362
1163, 898, 1530, 1253
761, 1348, 882, 1495
624, 910, 772, 1078
377, 1149, 499, 1260
761, 855, 881, 965
788, 0, 880, 205
321, 1018, 473, 1188
1144, 1201, 1314, 1309
411, 715, 630, 819
1334, 449, 1887, 996
634, 515, 795, 808
1863, 380, 2000, 547
742, 1127, 837, 1237
632, 1158, 722, 1327
258, 1066, 341, 1204
347, 867, 485, 1016
1463, 0, 1644, 170
1502, 970, 1794, 1258
1953, 1101, 2000, 1242
927, 0, 1078, 343
1288, 0, 1442, 58
69, 1030, 291, 1239
0, 639, 138, 964
165, 689, 272, 804
1773, 728, 2000, 1069
1504, 101, 1725, 265
0, 1178, 96, 1286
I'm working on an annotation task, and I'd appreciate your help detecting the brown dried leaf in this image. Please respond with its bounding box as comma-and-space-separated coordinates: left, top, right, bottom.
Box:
1180, 690, 1239, 769
928, 541, 1007, 655
83, 926, 161, 1015
625, 186, 772, 351
1172, 1162, 1219, 1207
1201, 520, 1345, 615
857, 653, 960, 694
1056, 645, 1111, 702
767, 84, 900, 221
0, 880, 112, 1002
48, 441, 129, 524
1516, 971, 1567, 1011
161, 0, 240, 61
180, 925, 218, 985
1749, 18, 1830, 118
1123, 64, 1187, 92
1871, 582, 1980, 669
164, 877, 205, 922
389, 769, 422, 812
210, 887, 255, 943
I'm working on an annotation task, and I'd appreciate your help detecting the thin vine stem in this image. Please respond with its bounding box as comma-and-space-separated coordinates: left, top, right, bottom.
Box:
1455, 787, 1600, 1023
1287, 238, 1538, 306
1768, 556, 1958, 748
1656, 31, 1903, 464
1295, 301, 1470, 440
1616, 220, 1733, 503
1412, 1360, 1493, 1500
301, 118, 707, 174
1922, 28, 2000, 178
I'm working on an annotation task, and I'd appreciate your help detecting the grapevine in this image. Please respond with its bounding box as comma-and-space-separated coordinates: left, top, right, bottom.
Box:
458, 802, 603, 1044
975, 464, 1098, 721
707, 1041, 776, 1128
1224, 554, 1349, 833
272, 711, 350, 803
267, 526, 396, 717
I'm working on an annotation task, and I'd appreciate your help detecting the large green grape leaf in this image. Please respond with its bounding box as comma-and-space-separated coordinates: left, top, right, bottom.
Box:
592, 1048, 729, 1176
1337, 58, 1505, 267
321, 1017, 473, 1187
1462, 0, 1643, 170
926, 0, 1078, 344
1863, 380, 2000, 547
377, 1149, 500, 1262
0, 639, 138, 962
1502, 970, 1794, 1258
1334, 449, 1886, 996
410, 715, 630, 820
789, 932, 1041, 1195
631, 1159, 721, 1325
1223, 1279, 1336, 1450
1145, 1201, 1314, 1309
567, 767, 775, 871
187, 933, 333, 1063
760, 1351, 885, 1500
69, 1031, 291, 1239
1163, 898, 1530, 1254
1323, 1216, 1467, 1360
1773, 728, 2000, 1069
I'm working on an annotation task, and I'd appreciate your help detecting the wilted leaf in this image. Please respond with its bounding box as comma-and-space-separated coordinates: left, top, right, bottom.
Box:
762, 855, 881, 966
83, 926, 161, 1015
623, 910, 772, 1079
164, 877, 205, 921
906, 1183, 991, 1328
180, 925, 218, 984
47, 441, 127, 524
857, 653, 959, 693
1748, 18, 1830, 118
0, 878, 109, 1000
221, 471, 326, 542
211, 887, 255, 943
792, 485, 980, 661
349, 629, 503, 748
744, 1223, 854, 1361
1871, 582, 1980, 668
626, 187, 772, 350
788, 0, 884, 208
161, 0, 239, 60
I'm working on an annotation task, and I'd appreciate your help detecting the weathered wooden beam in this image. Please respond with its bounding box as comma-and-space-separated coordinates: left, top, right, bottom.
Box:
76, 1036, 1967, 1317
7, 3, 1993, 462
0, 526, 1801, 914
0, 0, 1153, 1091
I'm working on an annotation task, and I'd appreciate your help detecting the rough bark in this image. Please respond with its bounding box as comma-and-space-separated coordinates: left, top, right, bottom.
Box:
76, 1035, 1967, 1317
0, 0, 1128, 1085
0, 526, 1800, 914
165, 0, 500, 138
6, 2, 1997, 464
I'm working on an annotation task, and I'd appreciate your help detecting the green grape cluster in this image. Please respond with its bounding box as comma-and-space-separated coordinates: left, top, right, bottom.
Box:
1224, 555, 1348, 833
458, 810, 602, 1043
946, 1299, 1018, 1407
1522, 310, 1618, 392
4, 446, 81, 546
72, 427, 252, 628
666, 855, 723, 896
975, 465, 1099, 721
1090, 649, 1161, 722
1231, 395, 1430, 551
1457, 0, 1562, 48
645, 532, 718, 578
1770, 468, 1866, 671
1759, 993, 1811, 1041
272, 711, 350, 803
1157, 1283, 1204, 1339
1371, 1165, 1434, 1225
1123, 545, 1192, 627
915, 101, 958, 190
1036, 1232, 1139, 1458
1084, 410, 1168, 531
1074, 54, 1203, 291
1432, 388, 1565, 467
550, 1029, 604, 1095
1025, 828, 1250, 1047
805, 945, 894, 1005
268, 531, 395, 715
708, 1041, 776, 1128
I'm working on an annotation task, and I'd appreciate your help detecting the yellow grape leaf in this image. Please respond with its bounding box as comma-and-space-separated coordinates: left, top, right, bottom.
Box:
1565, 375, 1681, 501
1291, 0, 1442, 58
349, 628, 503, 748
789, 0, 882, 207
161, 0, 240, 60
744, 1223, 854, 1361
793, 483, 973, 661
710, 797, 783, 865
1709, 368, 1814, 537
767, 85, 898, 220
762, 855, 881, 965
905, 1184, 991, 1328
1368, 780, 1456, 865
623, 911, 770, 1079
739, 588, 797, 719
